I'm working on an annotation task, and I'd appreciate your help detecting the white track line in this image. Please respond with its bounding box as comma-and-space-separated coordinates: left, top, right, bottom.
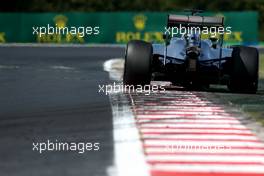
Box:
139, 123, 247, 129
105, 59, 149, 176
109, 93, 149, 176
140, 128, 253, 134
141, 134, 258, 140
137, 119, 240, 124
151, 164, 264, 173
144, 139, 264, 147
147, 155, 264, 162
145, 148, 264, 154
136, 112, 230, 115
137, 115, 238, 119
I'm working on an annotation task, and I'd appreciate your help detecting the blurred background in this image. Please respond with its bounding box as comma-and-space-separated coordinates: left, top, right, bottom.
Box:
0, 0, 262, 45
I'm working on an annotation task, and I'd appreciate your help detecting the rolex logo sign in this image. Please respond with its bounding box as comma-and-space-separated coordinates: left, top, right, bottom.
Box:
37, 14, 84, 43
116, 13, 163, 43
53, 15, 68, 28
133, 14, 147, 31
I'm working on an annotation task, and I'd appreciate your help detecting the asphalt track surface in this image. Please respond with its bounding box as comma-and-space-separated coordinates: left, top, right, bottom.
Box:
0, 46, 125, 176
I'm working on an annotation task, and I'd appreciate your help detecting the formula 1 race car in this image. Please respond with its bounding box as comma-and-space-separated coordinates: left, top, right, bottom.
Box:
123, 10, 259, 93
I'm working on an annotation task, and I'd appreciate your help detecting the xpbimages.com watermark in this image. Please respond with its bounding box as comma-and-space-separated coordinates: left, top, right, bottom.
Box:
98, 82, 166, 95
164, 24, 232, 37
164, 143, 232, 153
32, 140, 100, 154
32, 24, 100, 37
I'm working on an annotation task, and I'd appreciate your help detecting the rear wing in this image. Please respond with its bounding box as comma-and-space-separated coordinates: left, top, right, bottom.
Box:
167, 14, 224, 27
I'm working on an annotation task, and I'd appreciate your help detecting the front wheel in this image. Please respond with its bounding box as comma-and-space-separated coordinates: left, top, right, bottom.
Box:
123, 40, 153, 85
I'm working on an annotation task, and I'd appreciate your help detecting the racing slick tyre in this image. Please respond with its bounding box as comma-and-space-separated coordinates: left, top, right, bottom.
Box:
123, 40, 153, 85
228, 46, 259, 93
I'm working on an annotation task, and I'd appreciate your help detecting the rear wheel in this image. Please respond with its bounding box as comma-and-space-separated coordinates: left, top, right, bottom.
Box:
123, 40, 153, 85
228, 46, 259, 93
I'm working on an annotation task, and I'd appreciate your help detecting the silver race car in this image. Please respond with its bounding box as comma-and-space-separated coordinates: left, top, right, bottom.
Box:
123, 10, 259, 93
